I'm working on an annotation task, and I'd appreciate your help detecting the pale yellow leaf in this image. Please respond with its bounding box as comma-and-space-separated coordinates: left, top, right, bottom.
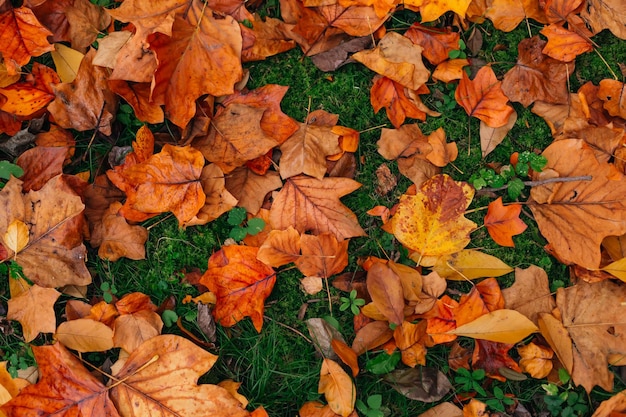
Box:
4, 219, 29, 256
51, 44, 84, 83
55, 318, 114, 352
446, 309, 538, 343
432, 250, 513, 280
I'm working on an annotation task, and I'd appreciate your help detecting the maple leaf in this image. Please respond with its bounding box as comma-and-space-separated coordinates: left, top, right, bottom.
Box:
352, 32, 430, 91
1, 342, 120, 416
539, 280, 626, 392
540, 24, 593, 62
501, 36, 573, 107
47, 49, 118, 135
16, 146, 67, 192
200, 245, 276, 332
107, 144, 206, 226
108, 80, 165, 124
270, 175, 366, 240
149, 2, 243, 128
185, 164, 239, 227
225, 167, 283, 215
7, 284, 60, 342
480, 111, 517, 158
483, 0, 547, 31
455, 65, 514, 128
484, 197, 527, 247
390, 174, 476, 266
112, 292, 163, 353
598, 79, 626, 120
0, 6, 54, 75
240, 14, 297, 62
295, 233, 349, 280
393, 320, 430, 367
529, 139, 626, 269
502, 266, 556, 326
432, 58, 469, 83
318, 358, 356, 417
370, 76, 430, 128
404, 23, 460, 65
581, 0, 626, 39
0, 63, 58, 118
0, 175, 90, 287
194, 103, 280, 174
257, 227, 301, 267
109, 335, 250, 416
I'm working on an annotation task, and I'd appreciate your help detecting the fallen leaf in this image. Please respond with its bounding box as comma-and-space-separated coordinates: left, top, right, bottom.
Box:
307, 317, 346, 361
0, 6, 54, 75
419, 0, 471, 22
366, 262, 405, 325
55, 318, 114, 352
404, 23, 460, 65
472, 339, 521, 381
3, 219, 29, 256
269, 175, 366, 241
0, 175, 90, 287
501, 36, 573, 107
529, 139, 626, 269
50, 43, 84, 83
109, 335, 250, 416
299, 400, 358, 417
393, 320, 429, 367
47, 48, 118, 135
149, 2, 243, 128
200, 245, 275, 332
279, 120, 341, 179
295, 233, 349, 279
480, 111, 517, 158
455, 65, 514, 128
370, 76, 429, 128
352, 320, 394, 355
432, 58, 470, 83
484, 197, 527, 247
463, 399, 488, 417
107, 144, 206, 226
518, 341, 554, 379
352, 32, 429, 90
96, 202, 149, 261
540, 24, 593, 62
16, 146, 67, 192
318, 358, 356, 417
432, 250, 513, 281
581, 0, 626, 39
383, 367, 452, 402
502, 266, 556, 325
390, 174, 476, 266
108, 80, 165, 124
0, 342, 120, 416
226, 167, 283, 215
331, 339, 359, 377
592, 389, 626, 417
483, 0, 547, 31
257, 226, 301, 267
598, 79, 626, 120
417, 402, 463, 417
447, 309, 538, 344
7, 284, 60, 342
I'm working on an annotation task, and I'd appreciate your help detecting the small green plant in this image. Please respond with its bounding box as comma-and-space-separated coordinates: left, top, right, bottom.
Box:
0, 260, 27, 281
448, 39, 468, 59
6, 344, 35, 378
541, 369, 590, 417
100, 281, 118, 303
227, 207, 265, 241
454, 367, 487, 396
485, 385, 515, 413
339, 289, 365, 315
365, 351, 401, 375
0, 160, 23, 185
356, 394, 389, 417
469, 151, 548, 199
161, 309, 179, 327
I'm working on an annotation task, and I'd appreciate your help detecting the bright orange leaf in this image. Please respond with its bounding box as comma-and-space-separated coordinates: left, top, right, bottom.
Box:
455, 65, 514, 128
0, 6, 54, 75
484, 197, 528, 247
200, 245, 275, 332
518, 341, 554, 379
540, 24, 593, 62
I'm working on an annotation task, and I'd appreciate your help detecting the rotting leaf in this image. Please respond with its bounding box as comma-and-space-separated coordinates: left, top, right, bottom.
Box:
383, 367, 451, 402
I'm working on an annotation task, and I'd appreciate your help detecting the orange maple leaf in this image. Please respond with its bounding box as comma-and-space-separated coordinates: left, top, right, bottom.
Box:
370, 76, 429, 128
7, 284, 60, 342
455, 65, 514, 128
404, 23, 460, 65
200, 245, 276, 332
540, 24, 593, 62
0, 6, 54, 75
484, 197, 528, 247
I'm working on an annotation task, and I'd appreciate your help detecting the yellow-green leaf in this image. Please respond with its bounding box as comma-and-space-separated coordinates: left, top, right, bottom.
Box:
4, 219, 29, 256
446, 309, 538, 343
432, 250, 513, 280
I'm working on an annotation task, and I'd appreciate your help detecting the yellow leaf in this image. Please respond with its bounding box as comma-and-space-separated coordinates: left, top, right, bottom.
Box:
51, 44, 84, 83
318, 358, 356, 417
601, 257, 626, 282
55, 319, 114, 352
4, 219, 29, 257
432, 250, 513, 280
390, 174, 476, 266
446, 309, 538, 343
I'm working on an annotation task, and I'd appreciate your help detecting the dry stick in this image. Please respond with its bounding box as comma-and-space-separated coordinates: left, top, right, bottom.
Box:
263, 315, 313, 345
479, 175, 592, 194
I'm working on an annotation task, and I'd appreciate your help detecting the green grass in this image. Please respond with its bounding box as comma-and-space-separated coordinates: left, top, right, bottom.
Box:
2, 5, 626, 417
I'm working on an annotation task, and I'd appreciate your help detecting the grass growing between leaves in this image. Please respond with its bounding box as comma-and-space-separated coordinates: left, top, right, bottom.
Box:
1, 4, 626, 417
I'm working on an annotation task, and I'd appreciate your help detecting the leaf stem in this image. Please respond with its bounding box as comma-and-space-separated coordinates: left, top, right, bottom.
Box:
479, 175, 592, 193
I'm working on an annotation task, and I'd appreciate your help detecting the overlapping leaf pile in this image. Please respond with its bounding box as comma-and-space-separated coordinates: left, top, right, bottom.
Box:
1, 0, 626, 415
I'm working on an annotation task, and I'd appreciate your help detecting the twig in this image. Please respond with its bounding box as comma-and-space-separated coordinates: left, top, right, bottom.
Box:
82, 101, 107, 162
263, 315, 313, 345
480, 175, 592, 193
